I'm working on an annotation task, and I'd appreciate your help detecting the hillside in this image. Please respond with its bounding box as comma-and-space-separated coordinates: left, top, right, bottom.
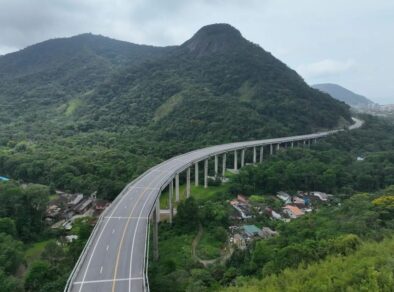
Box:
313, 83, 375, 108
0, 24, 352, 199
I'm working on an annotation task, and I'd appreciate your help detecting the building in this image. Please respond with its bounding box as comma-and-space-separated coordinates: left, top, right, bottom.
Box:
0, 176, 9, 182
243, 225, 261, 237
76, 198, 93, 214
310, 191, 328, 202
282, 205, 304, 219
292, 196, 306, 208
277, 191, 291, 204
69, 194, 84, 207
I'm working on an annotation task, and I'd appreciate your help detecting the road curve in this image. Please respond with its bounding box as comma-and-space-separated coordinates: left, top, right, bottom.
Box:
65, 118, 363, 292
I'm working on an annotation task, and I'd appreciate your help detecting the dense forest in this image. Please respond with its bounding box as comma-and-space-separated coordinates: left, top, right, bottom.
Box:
0, 24, 351, 200
148, 115, 394, 292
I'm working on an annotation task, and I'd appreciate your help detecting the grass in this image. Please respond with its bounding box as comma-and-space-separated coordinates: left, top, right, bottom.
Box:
65, 98, 83, 116
160, 184, 229, 209
48, 193, 59, 201
156, 228, 195, 268
196, 228, 223, 260
24, 240, 50, 265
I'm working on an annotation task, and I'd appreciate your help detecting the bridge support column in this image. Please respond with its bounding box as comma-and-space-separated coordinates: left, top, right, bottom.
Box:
277, 143, 280, 151
260, 146, 264, 163
175, 174, 180, 202
204, 159, 208, 188
270, 144, 273, 155
291, 141, 294, 148
214, 155, 218, 176
169, 181, 173, 224
253, 147, 257, 164
153, 199, 159, 261
234, 150, 238, 170
195, 162, 199, 186
222, 153, 227, 177
186, 168, 191, 198
241, 149, 245, 167
303, 140, 306, 147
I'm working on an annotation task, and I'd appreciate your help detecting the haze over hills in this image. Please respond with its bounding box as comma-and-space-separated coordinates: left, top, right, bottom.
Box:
0, 23, 352, 198
312, 83, 376, 109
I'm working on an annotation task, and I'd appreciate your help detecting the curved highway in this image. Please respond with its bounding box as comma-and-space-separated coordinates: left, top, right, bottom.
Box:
66, 118, 363, 292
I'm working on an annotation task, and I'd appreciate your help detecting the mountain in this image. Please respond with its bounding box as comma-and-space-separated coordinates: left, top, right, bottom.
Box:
312, 83, 375, 108
0, 23, 352, 199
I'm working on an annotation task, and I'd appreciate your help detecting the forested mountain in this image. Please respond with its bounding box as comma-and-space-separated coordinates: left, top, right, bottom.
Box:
313, 83, 376, 108
0, 24, 352, 199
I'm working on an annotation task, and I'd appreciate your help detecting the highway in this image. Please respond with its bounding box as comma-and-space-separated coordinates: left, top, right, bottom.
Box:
66, 117, 363, 292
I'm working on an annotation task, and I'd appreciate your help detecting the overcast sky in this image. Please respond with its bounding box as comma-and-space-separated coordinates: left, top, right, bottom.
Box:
0, 0, 393, 104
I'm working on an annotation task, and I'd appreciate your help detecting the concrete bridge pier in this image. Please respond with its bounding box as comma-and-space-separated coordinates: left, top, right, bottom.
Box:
241, 149, 245, 167
260, 146, 264, 163
270, 144, 273, 155
234, 150, 238, 170
169, 181, 173, 224
186, 168, 191, 198
253, 147, 257, 163
291, 141, 294, 148
214, 155, 218, 176
222, 153, 227, 176
195, 162, 199, 186
277, 143, 280, 151
152, 200, 160, 261
204, 159, 208, 188
175, 174, 180, 202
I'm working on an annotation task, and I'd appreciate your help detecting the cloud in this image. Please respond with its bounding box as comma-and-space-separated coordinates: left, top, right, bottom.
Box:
296, 59, 355, 79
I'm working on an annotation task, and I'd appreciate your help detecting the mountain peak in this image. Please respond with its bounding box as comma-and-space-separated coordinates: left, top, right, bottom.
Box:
181, 23, 248, 56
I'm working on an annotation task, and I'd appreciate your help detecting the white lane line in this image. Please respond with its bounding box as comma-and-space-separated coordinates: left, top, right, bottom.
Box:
104, 216, 149, 220
128, 186, 161, 190
74, 277, 143, 285
100, 266, 103, 274
106, 245, 109, 251
128, 175, 167, 291
75, 159, 181, 291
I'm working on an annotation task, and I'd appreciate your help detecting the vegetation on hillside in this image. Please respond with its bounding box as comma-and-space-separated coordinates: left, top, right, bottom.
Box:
149, 116, 394, 292
0, 24, 351, 200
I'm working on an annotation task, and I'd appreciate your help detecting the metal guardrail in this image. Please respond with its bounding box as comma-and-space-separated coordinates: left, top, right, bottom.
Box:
65, 118, 363, 291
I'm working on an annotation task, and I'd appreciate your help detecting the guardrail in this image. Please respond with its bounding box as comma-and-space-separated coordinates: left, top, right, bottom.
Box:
66, 117, 363, 292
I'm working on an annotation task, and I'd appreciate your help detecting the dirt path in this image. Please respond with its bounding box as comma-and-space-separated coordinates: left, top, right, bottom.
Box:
191, 224, 233, 267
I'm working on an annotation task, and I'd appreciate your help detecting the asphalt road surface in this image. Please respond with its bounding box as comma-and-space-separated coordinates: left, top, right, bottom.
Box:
66, 118, 363, 292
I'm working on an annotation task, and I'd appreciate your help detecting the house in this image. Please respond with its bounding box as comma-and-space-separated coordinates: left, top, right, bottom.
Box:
282, 205, 304, 219
292, 196, 306, 208
265, 207, 282, 220
95, 200, 109, 212
259, 227, 278, 239
243, 225, 261, 237
76, 198, 93, 214
69, 194, 84, 207
310, 191, 328, 202
277, 191, 291, 204
237, 195, 249, 204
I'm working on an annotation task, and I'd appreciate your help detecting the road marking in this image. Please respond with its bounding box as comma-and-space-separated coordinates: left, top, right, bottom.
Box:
100, 266, 103, 274
112, 229, 115, 234
106, 245, 109, 251
129, 175, 167, 292
104, 216, 148, 220
112, 175, 163, 292
74, 277, 143, 285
